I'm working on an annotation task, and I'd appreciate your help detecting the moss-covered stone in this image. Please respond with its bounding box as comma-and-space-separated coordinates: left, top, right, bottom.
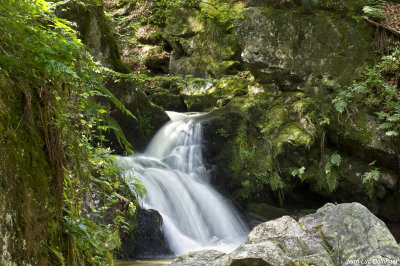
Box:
102, 76, 170, 153
0, 76, 60, 264
236, 7, 374, 91
54, 0, 130, 73
164, 5, 241, 78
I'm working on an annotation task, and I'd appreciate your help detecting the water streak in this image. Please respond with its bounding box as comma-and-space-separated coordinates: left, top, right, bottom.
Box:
118, 111, 248, 255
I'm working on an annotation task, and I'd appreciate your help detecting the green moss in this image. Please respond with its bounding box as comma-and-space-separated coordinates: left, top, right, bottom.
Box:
56, 0, 130, 73
0, 77, 60, 264
276, 123, 313, 147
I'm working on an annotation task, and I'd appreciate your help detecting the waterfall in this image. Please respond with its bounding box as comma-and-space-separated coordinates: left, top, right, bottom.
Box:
118, 111, 249, 255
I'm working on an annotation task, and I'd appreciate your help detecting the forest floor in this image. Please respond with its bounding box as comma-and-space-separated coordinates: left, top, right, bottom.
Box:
383, 2, 400, 32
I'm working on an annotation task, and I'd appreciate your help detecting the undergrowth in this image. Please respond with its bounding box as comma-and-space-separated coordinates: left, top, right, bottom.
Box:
0, 0, 143, 264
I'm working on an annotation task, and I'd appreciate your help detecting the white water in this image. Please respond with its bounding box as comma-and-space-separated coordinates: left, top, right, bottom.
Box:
118, 111, 249, 255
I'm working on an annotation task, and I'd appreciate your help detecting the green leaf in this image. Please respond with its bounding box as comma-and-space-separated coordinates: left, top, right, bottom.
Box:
290, 166, 306, 182
325, 162, 331, 175
330, 153, 342, 167
379, 122, 393, 130
332, 98, 347, 113
385, 131, 399, 136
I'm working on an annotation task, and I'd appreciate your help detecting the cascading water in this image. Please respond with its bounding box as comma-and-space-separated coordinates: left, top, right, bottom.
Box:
118, 111, 249, 255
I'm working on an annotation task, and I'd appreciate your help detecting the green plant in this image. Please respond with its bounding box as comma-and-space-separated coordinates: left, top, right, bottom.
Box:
216, 128, 229, 138
333, 46, 400, 167
0, 0, 140, 263
362, 0, 387, 20
317, 153, 341, 193
139, 114, 154, 136
254, 171, 286, 205
291, 166, 306, 182
362, 161, 380, 199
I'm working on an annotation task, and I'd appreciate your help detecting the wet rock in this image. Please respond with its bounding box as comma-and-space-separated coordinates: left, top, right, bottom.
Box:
119, 208, 172, 259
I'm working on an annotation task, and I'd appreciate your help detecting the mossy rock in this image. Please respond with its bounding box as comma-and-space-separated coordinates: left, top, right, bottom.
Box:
0, 76, 61, 264
141, 45, 170, 73
54, 0, 130, 73
236, 7, 374, 89
165, 6, 241, 78
102, 77, 170, 153
135, 25, 162, 45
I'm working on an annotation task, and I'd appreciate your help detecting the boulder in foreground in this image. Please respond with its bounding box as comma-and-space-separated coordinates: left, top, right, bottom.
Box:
172, 202, 400, 265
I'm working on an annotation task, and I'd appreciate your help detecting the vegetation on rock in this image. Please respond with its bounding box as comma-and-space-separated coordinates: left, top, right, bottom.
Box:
1, 0, 400, 263
0, 0, 142, 264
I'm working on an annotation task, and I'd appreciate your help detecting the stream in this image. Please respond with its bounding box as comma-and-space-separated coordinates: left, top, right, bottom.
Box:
117, 111, 249, 256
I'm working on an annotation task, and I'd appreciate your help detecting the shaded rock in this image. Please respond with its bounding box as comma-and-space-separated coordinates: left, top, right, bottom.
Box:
247, 203, 291, 221
172, 203, 400, 265
119, 208, 172, 259
102, 77, 170, 153
141, 45, 170, 73
327, 111, 397, 172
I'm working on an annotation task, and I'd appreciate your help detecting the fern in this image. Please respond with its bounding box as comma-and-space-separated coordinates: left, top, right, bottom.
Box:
332, 98, 347, 113
326, 171, 339, 193
98, 85, 136, 120
362, 167, 380, 199
330, 153, 342, 167
290, 166, 306, 182
363, 6, 386, 20
363, 0, 387, 20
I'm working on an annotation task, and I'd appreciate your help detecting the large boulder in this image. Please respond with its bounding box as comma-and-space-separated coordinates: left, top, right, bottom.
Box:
236, 7, 373, 89
172, 203, 400, 265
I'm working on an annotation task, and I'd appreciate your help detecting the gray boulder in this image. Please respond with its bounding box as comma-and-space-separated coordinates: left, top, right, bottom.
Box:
236, 7, 373, 88
173, 250, 228, 265
172, 203, 400, 265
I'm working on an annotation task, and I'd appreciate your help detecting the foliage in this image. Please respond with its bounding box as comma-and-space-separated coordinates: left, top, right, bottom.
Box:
138, 114, 154, 136
362, 161, 380, 200
291, 166, 306, 182
0, 0, 140, 263
150, 0, 243, 31
254, 171, 286, 205
216, 128, 229, 138
362, 0, 387, 20
333, 46, 400, 166
317, 152, 342, 193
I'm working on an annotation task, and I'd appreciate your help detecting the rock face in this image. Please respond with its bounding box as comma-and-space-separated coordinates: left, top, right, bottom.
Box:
164, 6, 241, 78
119, 208, 172, 259
54, 0, 130, 73
103, 77, 170, 153
172, 203, 400, 265
236, 7, 373, 88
